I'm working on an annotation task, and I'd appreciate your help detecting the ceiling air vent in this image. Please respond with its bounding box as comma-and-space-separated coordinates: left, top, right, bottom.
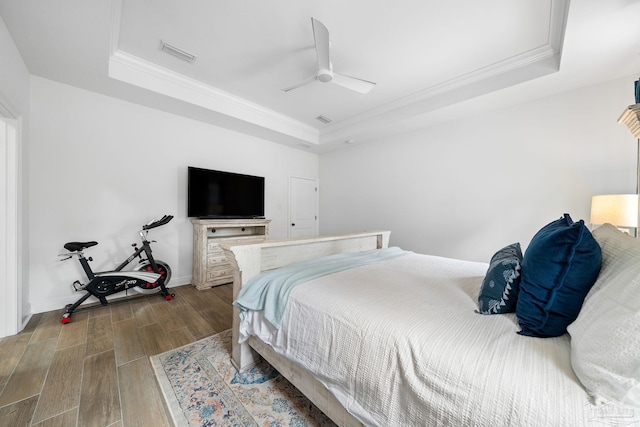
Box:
160, 40, 197, 63
316, 115, 332, 124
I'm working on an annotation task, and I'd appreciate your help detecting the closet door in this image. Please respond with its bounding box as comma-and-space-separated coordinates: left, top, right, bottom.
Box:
289, 176, 318, 238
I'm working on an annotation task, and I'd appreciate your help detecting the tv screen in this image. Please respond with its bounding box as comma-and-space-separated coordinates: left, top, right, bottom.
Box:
188, 167, 265, 219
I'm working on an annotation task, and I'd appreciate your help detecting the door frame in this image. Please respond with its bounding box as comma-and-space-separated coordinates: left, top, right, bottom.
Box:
288, 175, 319, 238
0, 92, 22, 338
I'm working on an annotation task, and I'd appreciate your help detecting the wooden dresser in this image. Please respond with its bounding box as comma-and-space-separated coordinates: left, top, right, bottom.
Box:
191, 218, 270, 290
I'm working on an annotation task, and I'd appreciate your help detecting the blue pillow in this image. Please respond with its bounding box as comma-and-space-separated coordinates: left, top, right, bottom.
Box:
477, 243, 522, 314
516, 214, 602, 337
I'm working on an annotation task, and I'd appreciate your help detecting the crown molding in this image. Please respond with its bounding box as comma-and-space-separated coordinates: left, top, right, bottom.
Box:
108, 50, 319, 144
319, 44, 561, 144
107, 0, 315, 146
320, 0, 569, 144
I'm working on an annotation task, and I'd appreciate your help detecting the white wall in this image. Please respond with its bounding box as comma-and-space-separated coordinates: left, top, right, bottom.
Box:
0, 17, 29, 114
319, 76, 637, 262
29, 76, 318, 313
0, 15, 30, 334
20, 70, 640, 313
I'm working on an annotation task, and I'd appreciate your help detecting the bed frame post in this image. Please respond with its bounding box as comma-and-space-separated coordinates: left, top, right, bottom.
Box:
378, 232, 390, 249
224, 245, 262, 371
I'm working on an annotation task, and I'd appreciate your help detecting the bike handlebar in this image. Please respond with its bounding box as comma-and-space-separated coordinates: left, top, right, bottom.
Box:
142, 214, 174, 231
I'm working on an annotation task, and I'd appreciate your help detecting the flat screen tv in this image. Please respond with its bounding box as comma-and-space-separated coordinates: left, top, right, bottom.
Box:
188, 167, 265, 219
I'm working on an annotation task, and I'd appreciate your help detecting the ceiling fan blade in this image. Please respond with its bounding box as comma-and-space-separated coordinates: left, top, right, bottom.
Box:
282, 75, 317, 92
311, 18, 331, 71
332, 72, 376, 94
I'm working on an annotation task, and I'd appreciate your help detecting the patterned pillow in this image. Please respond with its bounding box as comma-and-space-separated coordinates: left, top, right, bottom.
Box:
567, 224, 640, 408
477, 243, 522, 314
516, 214, 602, 337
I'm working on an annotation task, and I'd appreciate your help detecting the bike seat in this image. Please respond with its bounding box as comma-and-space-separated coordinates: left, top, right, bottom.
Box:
64, 241, 98, 252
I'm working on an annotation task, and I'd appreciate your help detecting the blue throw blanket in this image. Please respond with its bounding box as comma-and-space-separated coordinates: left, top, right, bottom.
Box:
234, 247, 408, 329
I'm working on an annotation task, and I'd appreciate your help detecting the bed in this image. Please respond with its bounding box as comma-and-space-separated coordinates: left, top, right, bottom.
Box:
222, 223, 640, 426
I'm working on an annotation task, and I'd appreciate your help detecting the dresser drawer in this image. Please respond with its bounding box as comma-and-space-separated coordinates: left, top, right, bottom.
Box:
206, 268, 234, 282
206, 254, 227, 267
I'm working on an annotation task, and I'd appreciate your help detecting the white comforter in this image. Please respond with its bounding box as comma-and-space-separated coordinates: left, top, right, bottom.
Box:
241, 253, 633, 426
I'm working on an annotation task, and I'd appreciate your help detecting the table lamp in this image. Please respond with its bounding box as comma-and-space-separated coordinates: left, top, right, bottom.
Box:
590, 194, 638, 235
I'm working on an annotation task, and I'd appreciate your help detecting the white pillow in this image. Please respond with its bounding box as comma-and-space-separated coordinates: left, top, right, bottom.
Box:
567, 224, 640, 408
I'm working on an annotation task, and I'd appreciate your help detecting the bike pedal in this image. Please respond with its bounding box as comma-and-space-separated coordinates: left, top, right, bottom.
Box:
72, 280, 86, 291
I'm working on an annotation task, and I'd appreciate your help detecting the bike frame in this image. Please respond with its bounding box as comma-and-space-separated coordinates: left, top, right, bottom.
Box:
75, 230, 159, 280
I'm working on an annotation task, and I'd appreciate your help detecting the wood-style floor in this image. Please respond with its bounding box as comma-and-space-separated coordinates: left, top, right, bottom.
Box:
0, 283, 233, 427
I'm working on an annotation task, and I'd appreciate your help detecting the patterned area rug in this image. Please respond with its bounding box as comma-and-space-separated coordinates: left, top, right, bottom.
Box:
150, 329, 337, 427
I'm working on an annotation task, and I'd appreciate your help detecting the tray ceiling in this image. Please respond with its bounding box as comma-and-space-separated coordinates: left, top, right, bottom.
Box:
1, 0, 640, 151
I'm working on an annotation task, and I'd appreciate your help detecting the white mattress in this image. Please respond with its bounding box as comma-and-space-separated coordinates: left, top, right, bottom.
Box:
241, 253, 634, 426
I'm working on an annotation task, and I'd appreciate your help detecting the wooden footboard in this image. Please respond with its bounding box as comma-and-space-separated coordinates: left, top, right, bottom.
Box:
222, 231, 390, 426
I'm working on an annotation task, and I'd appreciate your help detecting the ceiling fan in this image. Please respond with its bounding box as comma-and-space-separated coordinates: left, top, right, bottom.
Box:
282, 17, 376, 94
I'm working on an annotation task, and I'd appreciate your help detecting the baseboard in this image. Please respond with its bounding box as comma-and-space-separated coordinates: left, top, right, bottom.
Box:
18, 313, 33, 333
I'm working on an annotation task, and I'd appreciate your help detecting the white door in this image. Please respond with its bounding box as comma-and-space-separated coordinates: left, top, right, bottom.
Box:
289, 176, 318, 237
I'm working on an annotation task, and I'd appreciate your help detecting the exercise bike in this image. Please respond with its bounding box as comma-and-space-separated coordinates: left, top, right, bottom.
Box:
58, 215, 175, 324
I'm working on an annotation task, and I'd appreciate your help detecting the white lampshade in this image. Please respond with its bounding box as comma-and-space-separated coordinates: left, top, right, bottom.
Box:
590, 194, 639, 228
